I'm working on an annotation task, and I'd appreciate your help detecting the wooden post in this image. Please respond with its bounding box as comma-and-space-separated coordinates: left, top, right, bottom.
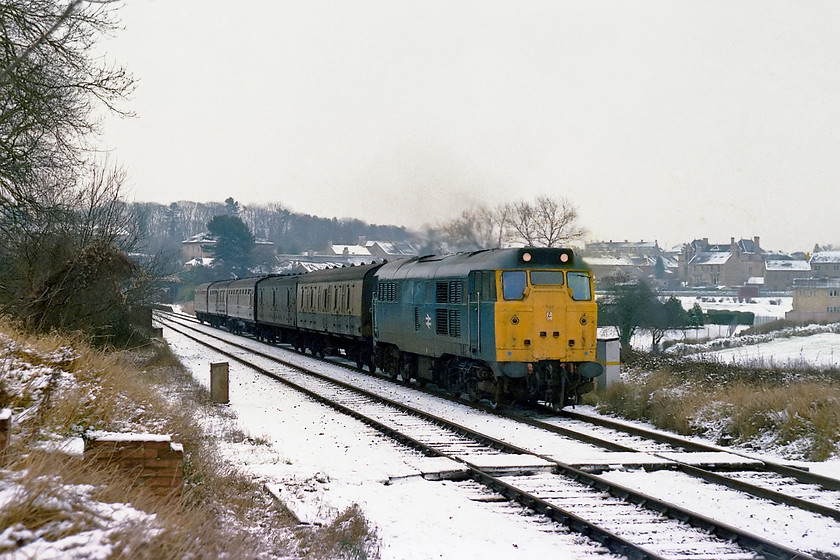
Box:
210, 362, 229, 403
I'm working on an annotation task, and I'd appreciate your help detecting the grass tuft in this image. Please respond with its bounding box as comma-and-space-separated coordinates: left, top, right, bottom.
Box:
300, 504, 380, 560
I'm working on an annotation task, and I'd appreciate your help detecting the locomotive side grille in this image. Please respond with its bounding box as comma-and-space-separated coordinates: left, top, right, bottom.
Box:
379, 282, 397, 302
435, 282, 448, 303
435, 308, 448, 335
448, 281, 463, 303
448, 309, 461, 337
414, 307, 420, 331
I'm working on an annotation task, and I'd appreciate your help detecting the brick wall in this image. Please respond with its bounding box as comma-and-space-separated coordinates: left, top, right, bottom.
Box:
0, 409, 10, 456
85, 433, 183, 501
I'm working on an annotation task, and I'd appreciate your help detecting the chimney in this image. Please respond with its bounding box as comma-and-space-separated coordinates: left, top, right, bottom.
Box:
754, 236, 760, 248
358, 236, 367, 246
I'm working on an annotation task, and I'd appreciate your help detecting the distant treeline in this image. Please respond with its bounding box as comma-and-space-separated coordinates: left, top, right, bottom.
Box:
130, 200, 419, 272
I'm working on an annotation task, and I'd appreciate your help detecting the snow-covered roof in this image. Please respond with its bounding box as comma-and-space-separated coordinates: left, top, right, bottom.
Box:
366, 240, 418, 256
279, 260, 349, 273
810, 251, 840, 264
183, 233, 217, 244
689, 252, 731, 265
793, 277, 840, 289
765, 260, 810, 271
330, 245, 372, 256
583, 256, 636, 267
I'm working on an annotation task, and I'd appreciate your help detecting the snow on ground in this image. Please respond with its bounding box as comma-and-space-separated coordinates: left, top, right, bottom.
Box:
165, 328, 611, 559
162, 319, 840, 558
697, 332, 840, 368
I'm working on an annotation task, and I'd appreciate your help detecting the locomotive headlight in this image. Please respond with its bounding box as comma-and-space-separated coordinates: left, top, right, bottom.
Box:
560, 253, 569, 263
522, 252, 532, 262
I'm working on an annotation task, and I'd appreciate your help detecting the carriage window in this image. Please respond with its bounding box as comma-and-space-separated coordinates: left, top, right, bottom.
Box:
502, 271, 527, 300
530, 271, 565, 285
568, 272, 593, 301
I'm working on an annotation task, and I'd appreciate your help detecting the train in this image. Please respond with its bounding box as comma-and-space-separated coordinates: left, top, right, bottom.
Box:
194, 247, 603, 408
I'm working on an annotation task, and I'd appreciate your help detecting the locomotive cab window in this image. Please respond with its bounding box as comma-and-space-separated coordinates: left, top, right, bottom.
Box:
501, 271, 527, 301
530, 270, 565, 285
568, 271, 593, 301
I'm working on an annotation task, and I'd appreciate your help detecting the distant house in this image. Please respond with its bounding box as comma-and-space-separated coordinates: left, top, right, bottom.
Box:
365, 240, 419, 259
764, 259, 811, 291
680, 237, 765, 287
810, 251, 840, 280
319, 237, 418, 261
180, 233, 275, 268
786, 278, 840, 323
583, 240, 677, 286
323, 244, 373, 258
582, 255, 647, 284
181, 233, 217, 261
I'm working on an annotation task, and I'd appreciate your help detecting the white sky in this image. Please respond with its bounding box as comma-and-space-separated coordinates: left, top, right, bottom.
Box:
98, 1, 840, 252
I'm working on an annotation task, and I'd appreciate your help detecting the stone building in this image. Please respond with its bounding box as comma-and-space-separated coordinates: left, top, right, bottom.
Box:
810, 251, 840, 280
679, 237, 765, 287
764, 259, 811, 291
785, 278, 840, 323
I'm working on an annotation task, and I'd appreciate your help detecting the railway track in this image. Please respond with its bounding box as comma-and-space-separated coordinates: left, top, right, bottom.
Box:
160, 310, 840, 525
155, 311, 828, 559
500, 409, 840, 523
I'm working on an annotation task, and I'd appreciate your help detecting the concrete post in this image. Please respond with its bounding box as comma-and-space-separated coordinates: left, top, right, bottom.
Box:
0, 408, 11, 457
596, 338, 620, 391
210, 362, 229, 404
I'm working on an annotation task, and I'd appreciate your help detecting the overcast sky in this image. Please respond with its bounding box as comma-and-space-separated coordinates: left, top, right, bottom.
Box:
98, 1, 840, 253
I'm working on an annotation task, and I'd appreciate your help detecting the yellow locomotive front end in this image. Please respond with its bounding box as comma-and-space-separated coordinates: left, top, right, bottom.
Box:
491, 254, 602, 406
495, 268, 598, 364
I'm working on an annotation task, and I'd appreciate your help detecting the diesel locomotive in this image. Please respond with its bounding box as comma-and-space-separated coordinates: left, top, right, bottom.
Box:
194, 247, 603, 408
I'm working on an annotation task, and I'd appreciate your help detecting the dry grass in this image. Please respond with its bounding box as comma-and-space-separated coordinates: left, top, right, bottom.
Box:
588, 351, 840, 461
299, 504, 380, 560
1, 322, 381, 559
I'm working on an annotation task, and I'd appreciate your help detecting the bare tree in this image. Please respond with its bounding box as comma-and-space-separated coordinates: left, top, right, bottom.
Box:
0, 1, 145, 344
440, 204, 502, 251
0, 0, 133, 209
506, 196, 586, 247
440, 195, 586, 250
